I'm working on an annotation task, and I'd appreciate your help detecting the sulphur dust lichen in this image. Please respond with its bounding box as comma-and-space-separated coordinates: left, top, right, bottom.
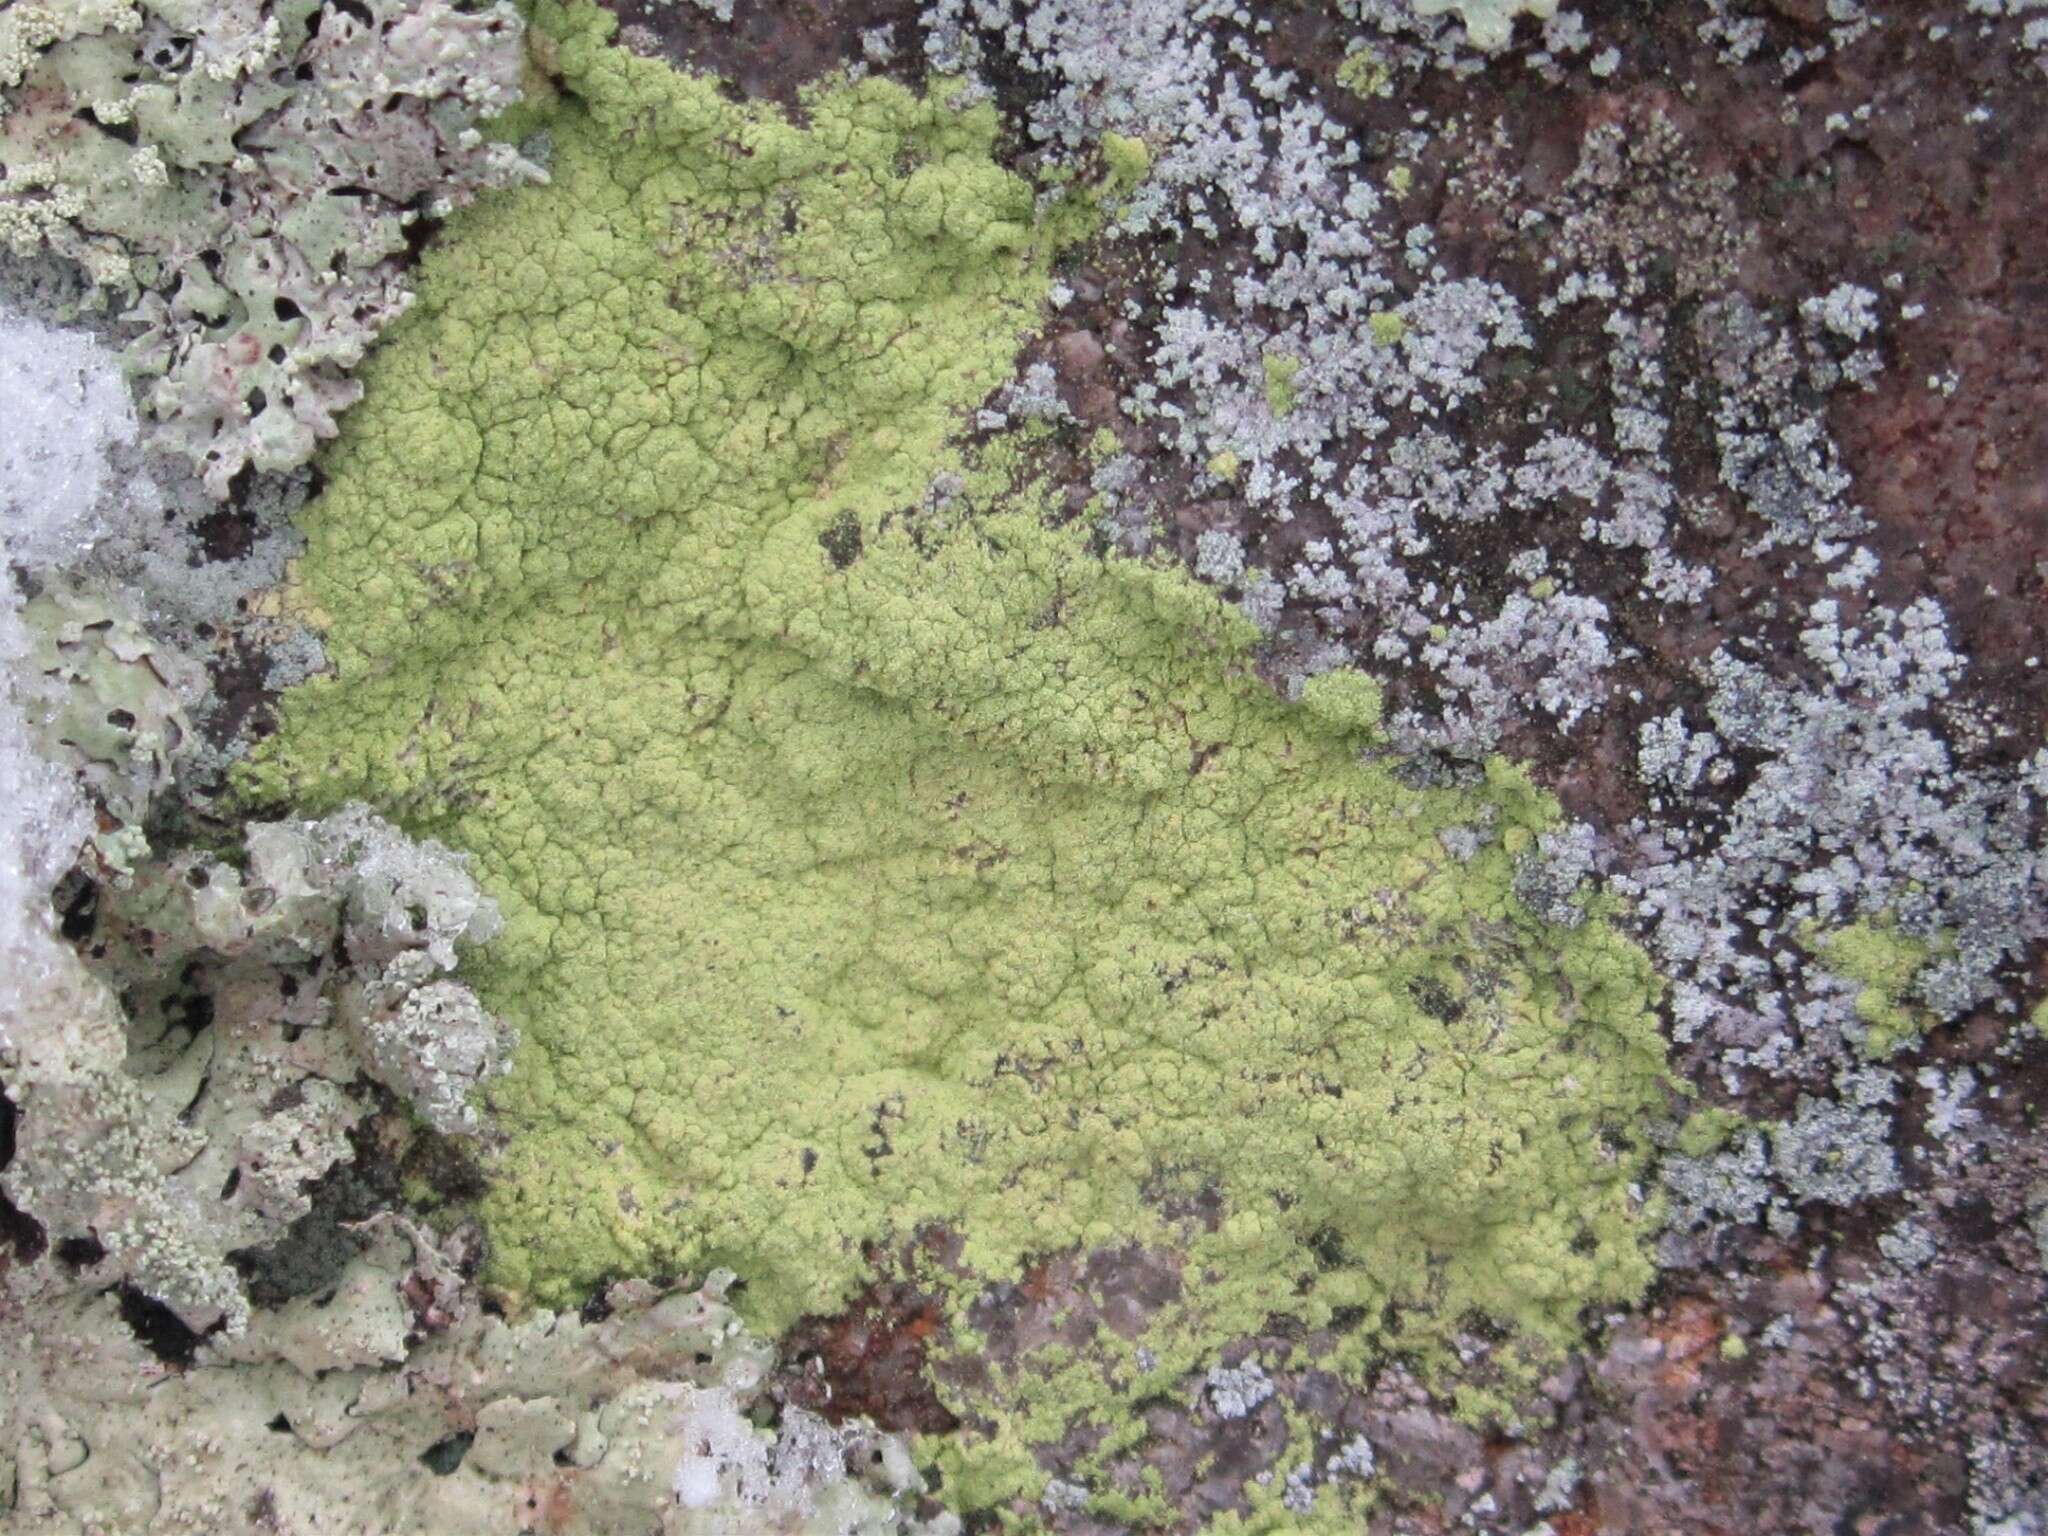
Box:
250, 0, 1670, 1486
1261, 351, 1302, 418
1809, 915, 1947, 1058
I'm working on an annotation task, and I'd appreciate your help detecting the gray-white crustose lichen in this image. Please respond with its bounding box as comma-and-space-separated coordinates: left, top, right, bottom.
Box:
923, 0, 2048, 1111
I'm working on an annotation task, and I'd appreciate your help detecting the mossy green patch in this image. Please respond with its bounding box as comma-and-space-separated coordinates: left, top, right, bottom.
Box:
1335, 48, 1394, 100
1261, 351, 1301, 418
250, 0, 1670, 1499
1673, 1104, 1749, 1159
1100, 131, 1153, 188
1808, 916, 1945, 1058
1297, 669, 1383, 738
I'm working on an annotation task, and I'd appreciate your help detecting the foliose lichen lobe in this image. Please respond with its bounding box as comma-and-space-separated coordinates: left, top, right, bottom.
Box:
252, 0, 1669, 1371
0, 0, 537, 495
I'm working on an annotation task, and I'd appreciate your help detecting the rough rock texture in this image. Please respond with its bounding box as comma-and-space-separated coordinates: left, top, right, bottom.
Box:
7, 0, 2048, 1532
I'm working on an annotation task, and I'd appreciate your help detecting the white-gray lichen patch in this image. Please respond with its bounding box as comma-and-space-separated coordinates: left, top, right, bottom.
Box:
1615, 597, 2048, 1073
1770, 1093, 1902, 1209
1205, 1359, 1275, 1420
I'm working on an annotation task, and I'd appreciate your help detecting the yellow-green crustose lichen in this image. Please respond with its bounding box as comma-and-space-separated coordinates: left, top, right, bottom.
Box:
251, 0, 1669, 1458
1261, 351, 1301, 418
1809, 915, 1950, 1058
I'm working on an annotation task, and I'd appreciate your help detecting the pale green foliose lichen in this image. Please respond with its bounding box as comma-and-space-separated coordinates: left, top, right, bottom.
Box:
4, 1227, 955, 1535
1, 786, 514, 1334
248, 0, 1671, 1472
15, 581, 198, 876
0, 0, 538, 495
2, 566, 517, 1332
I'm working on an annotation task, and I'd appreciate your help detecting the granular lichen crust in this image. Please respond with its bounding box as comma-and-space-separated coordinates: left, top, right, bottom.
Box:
250, 0, 1668, 1384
